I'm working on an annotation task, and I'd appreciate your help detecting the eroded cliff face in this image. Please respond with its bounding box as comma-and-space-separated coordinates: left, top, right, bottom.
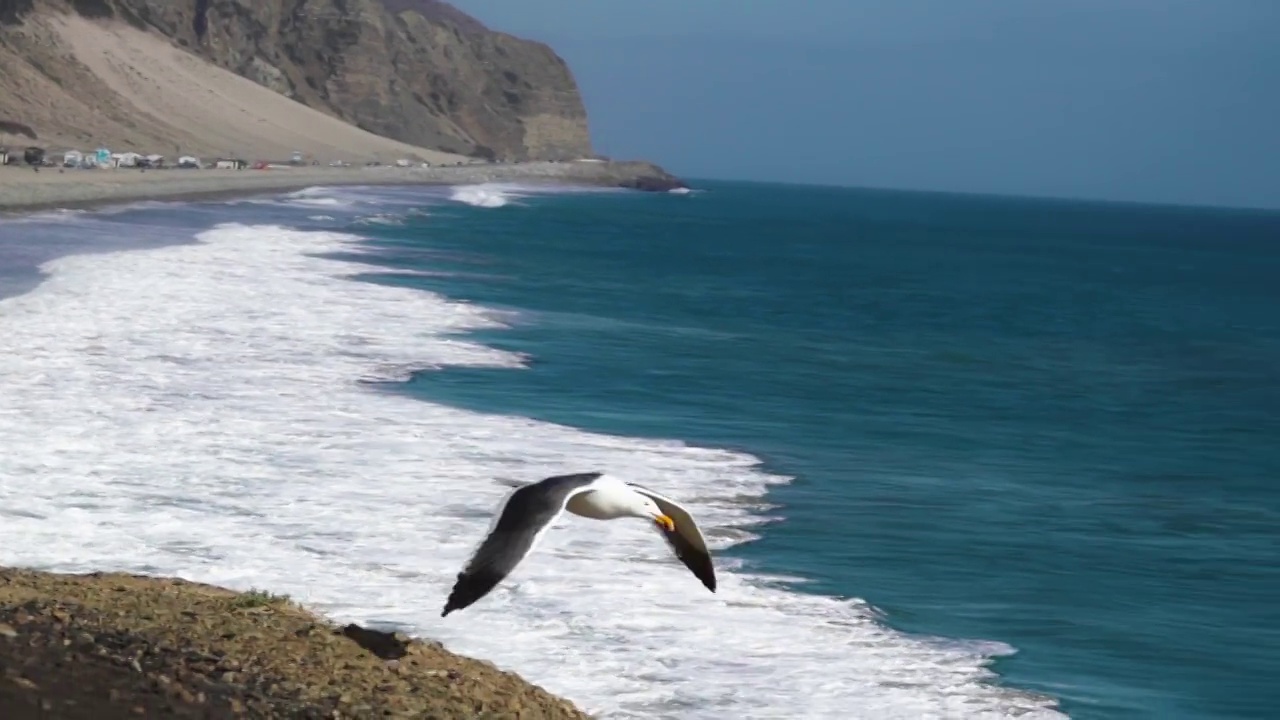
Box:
0, 0, 593, 160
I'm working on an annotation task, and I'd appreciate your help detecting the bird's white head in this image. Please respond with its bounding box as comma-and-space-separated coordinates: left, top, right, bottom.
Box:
634, 494, 676, 533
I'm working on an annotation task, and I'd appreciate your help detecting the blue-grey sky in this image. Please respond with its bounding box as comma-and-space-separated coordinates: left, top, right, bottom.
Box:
452, 1, 1280, 208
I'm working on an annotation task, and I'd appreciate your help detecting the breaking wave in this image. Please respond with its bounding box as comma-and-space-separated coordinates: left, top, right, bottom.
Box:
0, 199, 1065, 719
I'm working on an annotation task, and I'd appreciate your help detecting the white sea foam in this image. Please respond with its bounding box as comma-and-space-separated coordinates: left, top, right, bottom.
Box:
250, 186, 380, 212
286, 186, 334, 198
354, 213, 406, 227
2, 208, 89, 224
449, 183, 516, 208
279, 188, 359, 209
288, 196, 347, 207
0, 211, 1066, 719
446, 182, 628, 209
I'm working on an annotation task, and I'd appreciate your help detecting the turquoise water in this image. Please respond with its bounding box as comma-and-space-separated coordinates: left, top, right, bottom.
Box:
4, 182, 1275, 717
347, 181, 1280, 719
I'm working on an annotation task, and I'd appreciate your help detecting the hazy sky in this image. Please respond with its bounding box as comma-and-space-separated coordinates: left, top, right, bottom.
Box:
450, 1, 1280, 208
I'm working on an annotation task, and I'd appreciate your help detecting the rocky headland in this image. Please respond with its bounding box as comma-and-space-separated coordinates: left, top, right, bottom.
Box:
0, 0, 685, 191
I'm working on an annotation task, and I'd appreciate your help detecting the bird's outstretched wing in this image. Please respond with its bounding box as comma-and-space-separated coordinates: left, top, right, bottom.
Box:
442, 472, 602, 616
630, 484, 717, 592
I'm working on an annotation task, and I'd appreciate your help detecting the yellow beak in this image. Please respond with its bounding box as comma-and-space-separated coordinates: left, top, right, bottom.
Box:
655, 514, 676, 532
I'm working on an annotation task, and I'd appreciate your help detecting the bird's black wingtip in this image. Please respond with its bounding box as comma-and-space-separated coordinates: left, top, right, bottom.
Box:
700, 569, 717, 593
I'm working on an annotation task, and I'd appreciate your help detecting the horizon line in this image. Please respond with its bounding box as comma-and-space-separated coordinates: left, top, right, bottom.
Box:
667, 174, 1280, 215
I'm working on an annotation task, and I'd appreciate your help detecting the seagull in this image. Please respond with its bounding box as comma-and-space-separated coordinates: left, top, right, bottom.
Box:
442, 471, 716, 616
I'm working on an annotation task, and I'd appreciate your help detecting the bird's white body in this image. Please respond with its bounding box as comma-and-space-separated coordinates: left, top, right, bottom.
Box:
564, 475, 661, 520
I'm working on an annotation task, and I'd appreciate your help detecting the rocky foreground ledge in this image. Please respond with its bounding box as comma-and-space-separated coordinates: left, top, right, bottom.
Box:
0, 567, 591, 719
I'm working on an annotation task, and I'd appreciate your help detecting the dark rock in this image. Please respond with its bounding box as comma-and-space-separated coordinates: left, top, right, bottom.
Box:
619, 174, 689, 193
0, 120, 36, 139
336, 624, 409, 660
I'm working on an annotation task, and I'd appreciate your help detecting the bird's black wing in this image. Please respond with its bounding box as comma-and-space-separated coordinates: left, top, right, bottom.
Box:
442, 472, 603, 616
630, 484, 717, 592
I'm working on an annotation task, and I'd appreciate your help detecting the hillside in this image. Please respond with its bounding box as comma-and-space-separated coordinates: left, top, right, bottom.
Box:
0, 0, 593, 162
0, 567, 591, 719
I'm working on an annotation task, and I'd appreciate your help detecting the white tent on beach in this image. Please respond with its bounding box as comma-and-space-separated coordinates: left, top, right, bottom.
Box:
111, 152, 143, 167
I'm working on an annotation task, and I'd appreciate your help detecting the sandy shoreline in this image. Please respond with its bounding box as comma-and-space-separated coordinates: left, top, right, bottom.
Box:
0, 160, 686, 215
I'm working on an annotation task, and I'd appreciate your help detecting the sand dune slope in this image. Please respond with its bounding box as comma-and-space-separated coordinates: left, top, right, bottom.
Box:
0, 13, 466, 165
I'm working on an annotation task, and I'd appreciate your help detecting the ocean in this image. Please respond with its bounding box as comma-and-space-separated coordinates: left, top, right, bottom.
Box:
1, 180, 1277, 719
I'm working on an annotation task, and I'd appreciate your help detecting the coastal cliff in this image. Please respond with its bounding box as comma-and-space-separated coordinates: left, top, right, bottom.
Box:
0, 0, 593, 162
0, 567, 592, 719
105, 0, 592, 161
